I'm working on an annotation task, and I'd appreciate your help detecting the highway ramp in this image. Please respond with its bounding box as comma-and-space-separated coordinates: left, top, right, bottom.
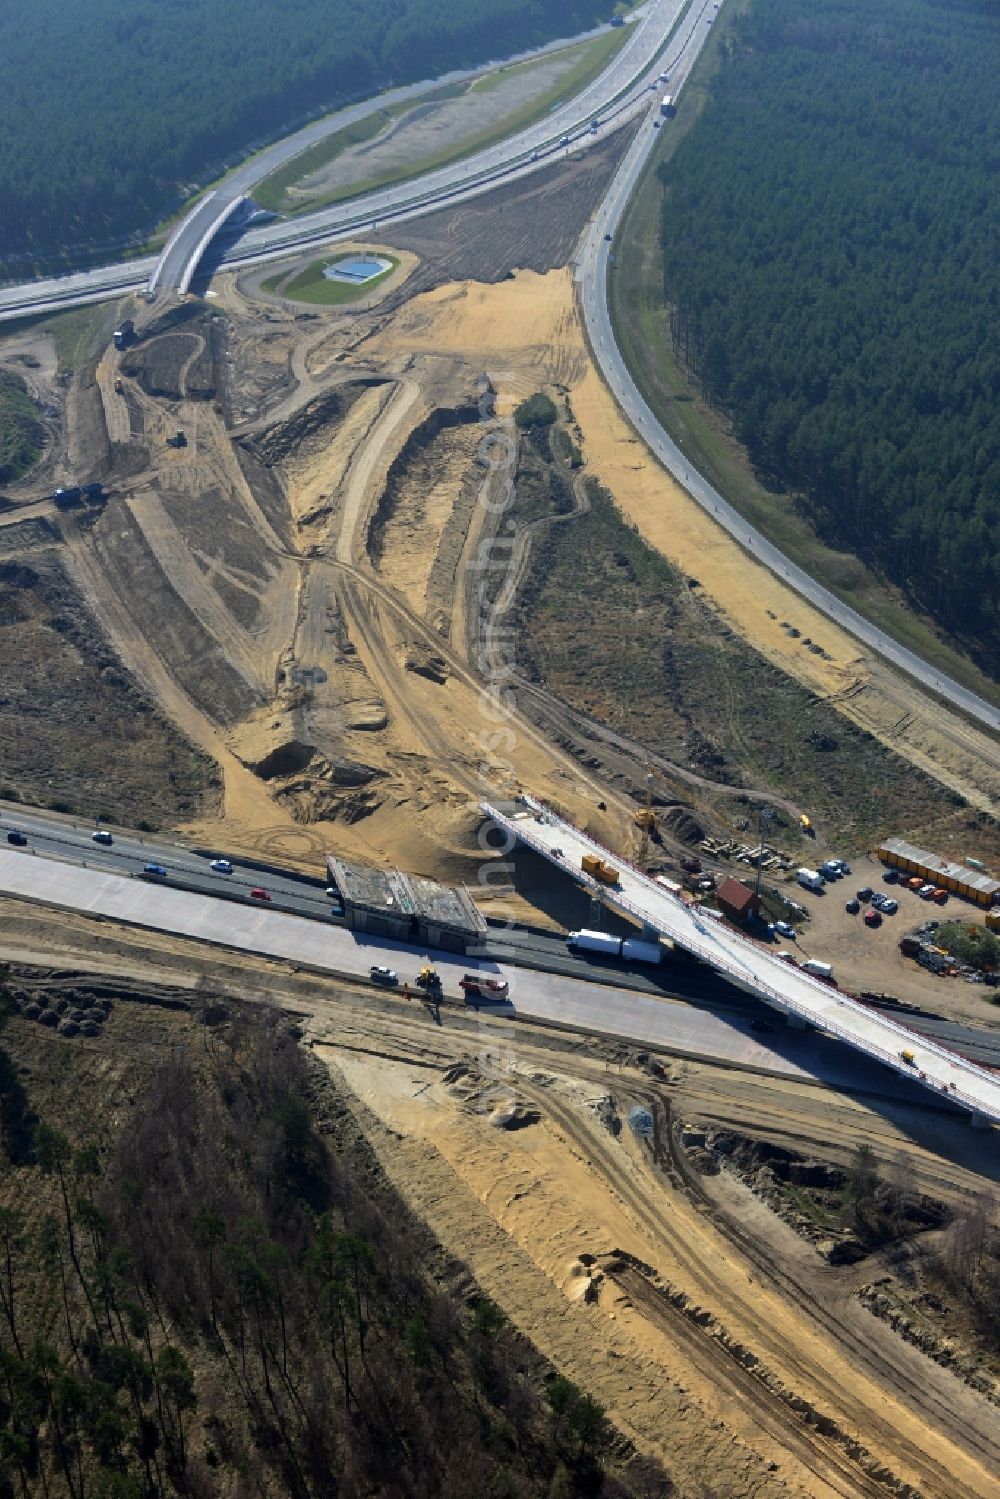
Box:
574, 0, 1000, 738
481, 795, 1000, 1126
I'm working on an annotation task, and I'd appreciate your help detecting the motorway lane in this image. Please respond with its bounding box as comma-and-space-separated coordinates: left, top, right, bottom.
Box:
0, 843, 964, 1115
0, 801, 337, 919
6, 798, 1000, 1079
207, 0, 686, 281
0, 0, 681, 319
150, 11, 649, 293
576, 4, 1000, 737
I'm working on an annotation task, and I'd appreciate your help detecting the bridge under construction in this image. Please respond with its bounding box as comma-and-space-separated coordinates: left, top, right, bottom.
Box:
481, 795, 1000, 1127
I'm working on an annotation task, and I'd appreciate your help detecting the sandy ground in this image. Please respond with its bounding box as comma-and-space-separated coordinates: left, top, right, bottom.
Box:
3, 194, 995, 946
4, 894, 1000, 1498
369, 267, 1000, 818
315, 1014, 1000, 1499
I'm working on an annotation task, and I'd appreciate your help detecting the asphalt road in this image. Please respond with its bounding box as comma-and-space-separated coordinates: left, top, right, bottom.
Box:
4, 799, 1000, 1073
150, 9, 652, 294
0, 0, 684, 318
575, 8, 1000, 738
0, 840, 974, 1119
0, 801, 339, 919
485, 796, 1000, 1122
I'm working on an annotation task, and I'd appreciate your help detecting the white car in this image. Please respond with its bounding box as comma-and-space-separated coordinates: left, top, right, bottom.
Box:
210, 858, 233, 874
91, 829, 113, 845
773, 920, 797, 940
369, 965, 398, 985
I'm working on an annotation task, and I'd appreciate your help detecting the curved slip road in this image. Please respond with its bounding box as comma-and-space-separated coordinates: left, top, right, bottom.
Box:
0, 0, 685, 318
575, 1, 1000, 736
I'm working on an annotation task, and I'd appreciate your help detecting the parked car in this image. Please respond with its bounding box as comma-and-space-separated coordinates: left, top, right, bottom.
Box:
864, 909, 882, 927
882, 869, 899, 884
907, 876, 925, 891
369, 965, 398, 985
857, 887, 873, 902
6, 830, 27, 846
249, 887, 271, 901
773, 920, 796, 939
873, 893, 899, 914
932, 888, 949, 904
91, 829, 113, 845
918, 884, 937, 900
846, 899, 860, 914
210, 858, 233, 874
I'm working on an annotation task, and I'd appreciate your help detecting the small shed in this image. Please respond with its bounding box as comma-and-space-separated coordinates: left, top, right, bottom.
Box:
716, 876, 760, 925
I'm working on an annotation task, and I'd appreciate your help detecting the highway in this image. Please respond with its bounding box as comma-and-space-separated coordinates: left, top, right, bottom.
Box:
0, 839, 978, 1117
0, 801, 338, 918
0, 0, 686, 318
6, 797, 1000, 1073
483, 794, 1000, 1125
1, 0, 996, 740
574, 5, 1000, 737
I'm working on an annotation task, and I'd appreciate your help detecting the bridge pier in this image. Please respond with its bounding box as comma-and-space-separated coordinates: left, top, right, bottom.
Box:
785, 1012, 808, 1030
969, 1111, 993, 1130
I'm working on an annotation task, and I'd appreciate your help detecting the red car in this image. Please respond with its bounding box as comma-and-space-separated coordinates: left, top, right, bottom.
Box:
250, 887, 271, 901
864, 909, 882, 927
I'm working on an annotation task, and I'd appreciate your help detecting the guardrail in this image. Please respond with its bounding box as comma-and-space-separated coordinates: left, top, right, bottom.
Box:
175, 195, 248, 295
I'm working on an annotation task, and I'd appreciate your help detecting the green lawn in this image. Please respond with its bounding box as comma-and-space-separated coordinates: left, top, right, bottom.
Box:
257, 25, 633, 219
266, 254, 399, 305
607, 0, 1000, 711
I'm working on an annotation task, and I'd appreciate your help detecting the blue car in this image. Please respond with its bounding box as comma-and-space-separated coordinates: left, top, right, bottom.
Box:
143, 863, 167, 878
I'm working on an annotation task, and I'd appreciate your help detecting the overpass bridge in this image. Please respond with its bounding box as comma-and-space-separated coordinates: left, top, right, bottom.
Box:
149, 192, 250, 296
482, 795, 1000, 1126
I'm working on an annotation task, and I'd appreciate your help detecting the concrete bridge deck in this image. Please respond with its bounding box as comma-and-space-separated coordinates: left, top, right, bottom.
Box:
481, 795, 1000, 1126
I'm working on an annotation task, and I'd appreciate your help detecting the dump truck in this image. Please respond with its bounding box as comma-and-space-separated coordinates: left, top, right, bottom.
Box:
114, 376, 124, 394
582, 853, 620, 886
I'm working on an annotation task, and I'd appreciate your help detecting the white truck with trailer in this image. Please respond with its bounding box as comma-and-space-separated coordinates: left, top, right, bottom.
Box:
567, 929, 663, 964
796, 868, 825, 893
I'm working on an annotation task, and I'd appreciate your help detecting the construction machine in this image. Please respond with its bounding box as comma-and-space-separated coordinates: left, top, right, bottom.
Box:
416, 962, 442, 992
